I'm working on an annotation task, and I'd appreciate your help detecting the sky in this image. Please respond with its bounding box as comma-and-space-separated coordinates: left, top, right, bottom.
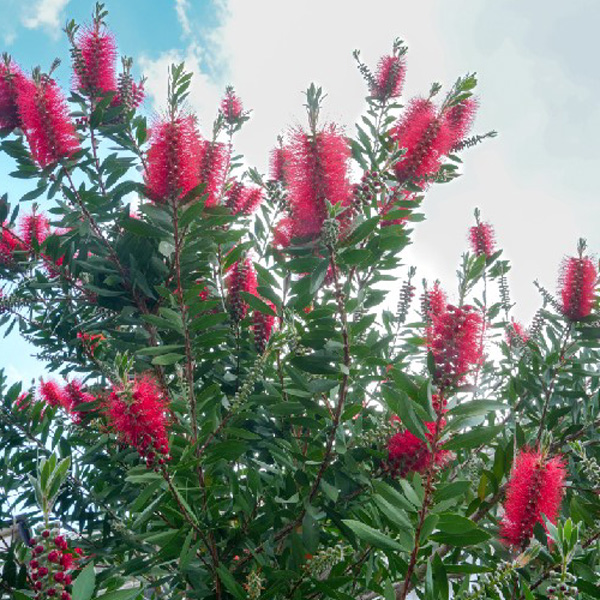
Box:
1, 0, 598, 385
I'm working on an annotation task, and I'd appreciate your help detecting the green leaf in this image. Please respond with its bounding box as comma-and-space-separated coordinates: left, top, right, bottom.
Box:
343, 216, 380, 246
342, 519, 406, 553
216, 566, 246, 599
383, 388, 428, 442
435, 513, 477, 534
449, 400, 508, 418
151, 353, 185, 366
373, 495, 413, 531
310, 258, 330, 294
72, 562, 96, 600
95, 588, 141, 600
429, 527, 491, 546
239, 291, 277, 316
443, 425, 503, 451
433, 480, 470, 503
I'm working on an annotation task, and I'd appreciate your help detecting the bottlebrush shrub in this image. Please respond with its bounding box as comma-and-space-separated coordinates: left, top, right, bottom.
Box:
0, 8, 599, 600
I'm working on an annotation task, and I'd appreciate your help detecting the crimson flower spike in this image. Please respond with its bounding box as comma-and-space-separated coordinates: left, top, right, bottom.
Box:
427, 304, 483, 388
469, 209, 496, 258
68, 3, 117, 96
145, 114, 201, 203
0, 55, 25, 131
370, 39, 407, 102
107, 374, 170, 468
220, 85, 244, 126
500, 449, 565, 549
392, 74, 478, 188
559, 239, 597, 321
226, 257, 258, 323
198, 140, 229, 207
19, 211, 50, 251
17, 68, 81, 168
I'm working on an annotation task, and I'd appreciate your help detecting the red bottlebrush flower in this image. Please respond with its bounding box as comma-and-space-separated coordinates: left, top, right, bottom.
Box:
500, 450, 566, 548
19, 212, 50, 250
64, 380, 95, 419
39, 379, 69, 410
226, 182, 263, 215
0, 60, 24, 130
269, 146, 289, 183
74, 25, 117, 94
427, 304, 483, 387
444, 97, 478, 147
0, 225, 24, 265
506, 319, 529, 346
422, 281, 447, 322
112, 77, 145, 111
371, 54, 406, 102
273, 217, 294, 248
559, 256, 597, 321
220, 85, 244, 124
226, 257, 258, 322
285, 124, 352, 241
107, 375, 170, 465
198, 140, 229, 207
469, 221, 496, 258
17, 76, 80, 168
253, 301, 276, 353
391, 98, 460, 186
145, 115, 201, 203
387, 418, 450, 477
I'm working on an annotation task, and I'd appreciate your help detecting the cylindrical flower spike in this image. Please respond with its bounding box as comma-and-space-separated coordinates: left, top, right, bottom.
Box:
226, 183, 264, 216
269, 146, 289, 184
371, 54, 406, 102
198, 140, 229, 207
469, 221, 496, 258
73, 24, 117, 95
17, 75, 81, 168
19, 212, 50, 251
107, 375, 170, 467
0, 225, 24, 266
559, 255, 597, 321
444, 97, 478, 145
226, 257, 258, 322
220, 85, 244, 124
392, 96, 477, 187
253, 301, 275, 353
500, 449, 566, 548
422, 281, 447, 322
39, 379, 70, 411
285, 124, 352, 241
387, 416, 450, 478
0, 59, 24, 130
145, 114, 201, 203
427, 304, 483, 387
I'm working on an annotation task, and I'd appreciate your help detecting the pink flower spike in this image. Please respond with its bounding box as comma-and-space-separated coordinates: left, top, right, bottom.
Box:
145, 115, 201, 203
107, 375, 170, 466
559, 255, 597, 321
74, 24, 117, 94
286, 124, 352, 241
0, 60, 25, 130
226, 257, 258, 322
17, 76, 81, 168
371, 54, 406, 101
220, 85, 244, 124
469, 221, 496, 258
500, 449, 565, 548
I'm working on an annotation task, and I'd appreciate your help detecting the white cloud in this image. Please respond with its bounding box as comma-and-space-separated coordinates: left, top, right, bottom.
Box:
138, 0, 598, 325
175, 0, 193, 37
22, 0, 70, 38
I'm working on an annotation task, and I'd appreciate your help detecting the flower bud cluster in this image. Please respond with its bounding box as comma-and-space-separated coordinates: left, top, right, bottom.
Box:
28, 527, 82, 600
